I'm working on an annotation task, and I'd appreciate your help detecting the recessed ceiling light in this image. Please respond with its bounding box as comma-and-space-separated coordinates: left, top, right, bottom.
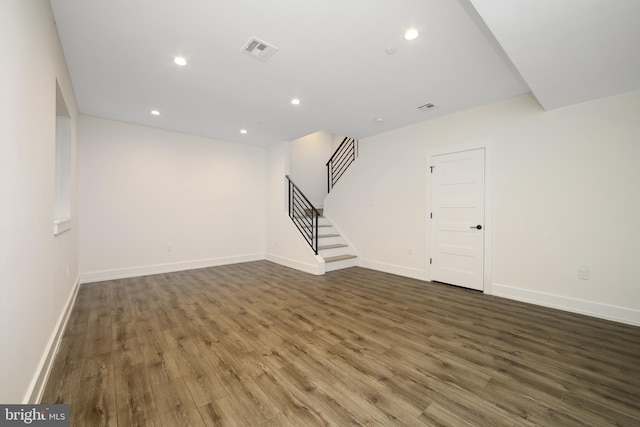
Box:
240, 129, 247, 134
404, 29, 419, 41
291, 98, 301, 105
374, 117, 384, 123
150, 110, 160, 116
174, 56, 187, 66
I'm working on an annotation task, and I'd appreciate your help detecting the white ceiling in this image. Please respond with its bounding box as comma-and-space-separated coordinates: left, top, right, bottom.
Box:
470, 0, 640, 110
49, 0, 640, 146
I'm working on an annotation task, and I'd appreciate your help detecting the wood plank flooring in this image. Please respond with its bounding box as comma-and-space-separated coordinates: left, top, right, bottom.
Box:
42, 261, 640, 426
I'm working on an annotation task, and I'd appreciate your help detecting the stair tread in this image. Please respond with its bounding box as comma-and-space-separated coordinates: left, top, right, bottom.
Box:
292, 215, 326, 219
319, 244, 348, 250
318, 233, 340, 238
324, 254, 357, 263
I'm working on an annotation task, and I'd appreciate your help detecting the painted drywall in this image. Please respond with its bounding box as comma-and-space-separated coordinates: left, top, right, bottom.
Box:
289, 131, 335, 208
332, 133, 345, 152
0, 0, 79, 403
266, 141, 322, 274
325, 92, 640, 325
78, 116, 266, 281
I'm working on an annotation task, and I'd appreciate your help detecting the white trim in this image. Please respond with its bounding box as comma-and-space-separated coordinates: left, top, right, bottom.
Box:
25, 276, 80, 403
426, 140, 493, 293
491, 282, 640, 327
53, 218, 72, 236
360, 259, 425, 281
79, 254, 265, 284
266, 253, 323, 275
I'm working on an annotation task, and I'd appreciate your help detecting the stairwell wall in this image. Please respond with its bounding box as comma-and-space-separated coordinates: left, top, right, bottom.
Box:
289, 131, 334, 208
266, 141, 323, 274
325, 92, 640, 326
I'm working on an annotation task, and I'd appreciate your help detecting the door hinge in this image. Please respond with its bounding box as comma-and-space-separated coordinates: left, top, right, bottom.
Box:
430, 212, 432, 219
430, 166, 434, 173
430, 258, 432, 265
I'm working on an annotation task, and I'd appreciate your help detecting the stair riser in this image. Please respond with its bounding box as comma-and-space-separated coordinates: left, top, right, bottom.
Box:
325, 257, 358, 272
318, 217, 332, 226
318, 236, 345, 246
319, 247, 353, 258
294, 217, 332, 228
300, 225, 335, 234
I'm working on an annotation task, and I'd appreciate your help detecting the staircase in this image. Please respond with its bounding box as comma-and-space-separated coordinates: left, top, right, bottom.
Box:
287, 133, 360, 274
315, 213, 358, 272
294, 212, 358, 272
287, 175, 357, 273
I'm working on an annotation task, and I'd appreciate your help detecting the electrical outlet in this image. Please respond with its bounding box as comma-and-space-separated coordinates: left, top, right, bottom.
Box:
578, 266, 589, 280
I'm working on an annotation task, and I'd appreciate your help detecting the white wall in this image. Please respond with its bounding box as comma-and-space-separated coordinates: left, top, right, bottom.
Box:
78, 116, 266, 282
332, 133, 346, 151
325, 92, 640, 325
0, 0, 79, 402
266, 141, 322, 274
289, 131, 335, 208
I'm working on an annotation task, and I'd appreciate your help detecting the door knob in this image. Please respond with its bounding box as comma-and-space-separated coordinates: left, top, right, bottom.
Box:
470, 225, 482, 230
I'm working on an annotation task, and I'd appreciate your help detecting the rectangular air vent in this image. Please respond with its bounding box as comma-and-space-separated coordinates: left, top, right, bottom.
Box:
241, 37, 278, 61
418, 103, 435, 110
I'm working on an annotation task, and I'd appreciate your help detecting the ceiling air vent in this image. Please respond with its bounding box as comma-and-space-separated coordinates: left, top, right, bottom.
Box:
241, 37, 278, 61
418, 103, 435, 111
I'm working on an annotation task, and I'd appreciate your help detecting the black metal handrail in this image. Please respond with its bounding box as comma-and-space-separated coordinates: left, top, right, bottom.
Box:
326, 136, 358, 192
286, 175, 320, 254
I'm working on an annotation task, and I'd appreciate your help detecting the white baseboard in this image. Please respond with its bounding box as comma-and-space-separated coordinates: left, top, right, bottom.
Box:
491, 283, 640, 327
360, 259, 425, 281
26, 276, 81, 403
79, 254, 265, 284
266, 253, 323, 275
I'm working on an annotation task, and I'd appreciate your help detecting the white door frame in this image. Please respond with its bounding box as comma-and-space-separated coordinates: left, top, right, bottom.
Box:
426, 141, 493, 294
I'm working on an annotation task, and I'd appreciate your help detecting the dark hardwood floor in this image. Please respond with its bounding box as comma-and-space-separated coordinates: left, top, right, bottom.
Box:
42, 261, 640, 426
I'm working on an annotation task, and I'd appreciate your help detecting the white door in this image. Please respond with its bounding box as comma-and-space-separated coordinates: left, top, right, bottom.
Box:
430, 149, 485, 291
